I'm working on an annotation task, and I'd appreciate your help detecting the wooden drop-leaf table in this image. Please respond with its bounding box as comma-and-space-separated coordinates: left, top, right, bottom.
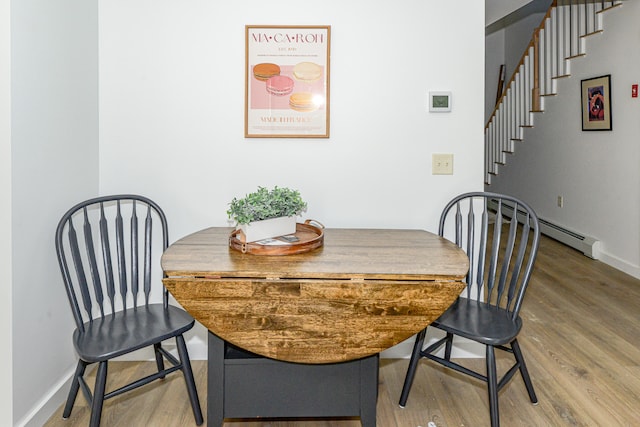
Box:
161, 227, 469, 427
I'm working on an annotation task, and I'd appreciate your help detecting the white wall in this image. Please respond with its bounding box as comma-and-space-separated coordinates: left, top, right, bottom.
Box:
488, 2, 640, 277
12, 0, 485, 424
485, 28, 505, 122
485, 11, 546, 123
486, 0, 534, 26
10, 0, 99, 425
504, 11, 545, 83
99, 0, 485, 234
1, 0, 13, 424
98, 0, 486, 358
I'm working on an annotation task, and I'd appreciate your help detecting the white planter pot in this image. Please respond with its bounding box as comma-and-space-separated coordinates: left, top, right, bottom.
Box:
238, 216, 297, 243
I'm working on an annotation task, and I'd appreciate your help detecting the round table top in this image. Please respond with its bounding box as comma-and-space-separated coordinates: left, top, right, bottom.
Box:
162, 226, 469, 363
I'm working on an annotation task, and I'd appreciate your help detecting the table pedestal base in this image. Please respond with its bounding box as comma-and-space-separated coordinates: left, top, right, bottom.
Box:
207, 332, 378, 427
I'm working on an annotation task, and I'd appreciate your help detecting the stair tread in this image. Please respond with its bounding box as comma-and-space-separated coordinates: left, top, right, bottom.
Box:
485, 0, 620, 185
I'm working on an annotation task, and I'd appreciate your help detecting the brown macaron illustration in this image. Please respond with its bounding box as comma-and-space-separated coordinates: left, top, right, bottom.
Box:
253, 63, 281, 81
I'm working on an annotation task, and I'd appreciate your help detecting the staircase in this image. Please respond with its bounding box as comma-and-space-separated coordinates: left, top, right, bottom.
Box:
484, 0, 623, 185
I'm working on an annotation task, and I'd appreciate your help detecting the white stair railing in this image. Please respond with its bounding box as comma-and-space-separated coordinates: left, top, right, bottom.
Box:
485, 0, 622, 185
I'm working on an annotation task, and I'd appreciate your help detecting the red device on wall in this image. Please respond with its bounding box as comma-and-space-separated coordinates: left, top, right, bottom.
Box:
633, 84, 638, 98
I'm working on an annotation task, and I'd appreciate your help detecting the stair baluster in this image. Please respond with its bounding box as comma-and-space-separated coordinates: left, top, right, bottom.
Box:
485, 0, 622, 185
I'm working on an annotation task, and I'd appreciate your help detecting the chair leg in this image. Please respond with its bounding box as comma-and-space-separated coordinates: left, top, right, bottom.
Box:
154, 343, 166, 379
512, 339, 538, 404
89, 361, 108, 427
176, 334, 204, 425
63, 360, 87, 418
486, 345, 500, 427
444, 332, 454, 360
399, 328, 427, 407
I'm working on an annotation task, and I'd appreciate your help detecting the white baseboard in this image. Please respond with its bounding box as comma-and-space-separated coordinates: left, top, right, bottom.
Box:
381, 332, 483, 359
17, 366, 76, 427
23, 331, 481, 426
113, 335, 208, 361
20, 334, 207, 427
598, 252, 640, 280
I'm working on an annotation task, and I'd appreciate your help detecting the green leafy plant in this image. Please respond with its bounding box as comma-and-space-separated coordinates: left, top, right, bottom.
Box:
227, 186, 307, 225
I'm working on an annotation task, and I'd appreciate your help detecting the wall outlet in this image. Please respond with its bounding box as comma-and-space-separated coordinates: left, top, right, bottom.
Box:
557, 196, 564, 208
432, 153, 454, 175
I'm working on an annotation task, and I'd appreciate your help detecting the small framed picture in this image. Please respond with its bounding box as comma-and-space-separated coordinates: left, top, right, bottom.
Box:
429, 91, 452, 112
581, 75, 612, 131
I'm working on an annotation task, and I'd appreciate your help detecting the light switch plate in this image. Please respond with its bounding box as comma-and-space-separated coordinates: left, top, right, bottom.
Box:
432, 153, 454, 175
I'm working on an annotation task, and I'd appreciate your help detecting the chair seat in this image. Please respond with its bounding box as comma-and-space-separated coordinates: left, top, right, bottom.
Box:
73, 304, 195, 363
432, 297, 523, 347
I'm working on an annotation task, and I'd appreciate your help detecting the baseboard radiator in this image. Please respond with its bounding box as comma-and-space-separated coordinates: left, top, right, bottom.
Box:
488, 199, 601, 259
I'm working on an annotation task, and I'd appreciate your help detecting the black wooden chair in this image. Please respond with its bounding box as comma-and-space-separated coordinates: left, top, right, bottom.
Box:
55, 195, 203, 427
399, 192, 540, 427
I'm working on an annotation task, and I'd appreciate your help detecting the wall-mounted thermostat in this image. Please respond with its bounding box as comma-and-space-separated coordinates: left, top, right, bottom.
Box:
429, 91, 452, 112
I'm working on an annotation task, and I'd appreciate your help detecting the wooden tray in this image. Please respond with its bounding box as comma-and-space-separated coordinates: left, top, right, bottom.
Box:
229, 220, 324, 255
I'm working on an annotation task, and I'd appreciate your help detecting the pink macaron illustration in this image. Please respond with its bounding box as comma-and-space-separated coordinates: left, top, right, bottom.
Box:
266, 75, 295, 96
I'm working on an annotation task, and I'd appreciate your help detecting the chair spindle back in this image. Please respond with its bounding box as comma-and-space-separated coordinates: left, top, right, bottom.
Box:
438, 192, 540, 319
56, 195, 169, 332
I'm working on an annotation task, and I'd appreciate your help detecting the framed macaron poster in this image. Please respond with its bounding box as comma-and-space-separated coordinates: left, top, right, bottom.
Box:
245, 25, 330, 138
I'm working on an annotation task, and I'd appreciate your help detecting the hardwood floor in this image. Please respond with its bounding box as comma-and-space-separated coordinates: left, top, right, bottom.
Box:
44, 234, 640, 427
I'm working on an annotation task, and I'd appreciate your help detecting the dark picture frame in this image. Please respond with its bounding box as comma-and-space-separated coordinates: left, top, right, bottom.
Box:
581, 74, 612, 131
